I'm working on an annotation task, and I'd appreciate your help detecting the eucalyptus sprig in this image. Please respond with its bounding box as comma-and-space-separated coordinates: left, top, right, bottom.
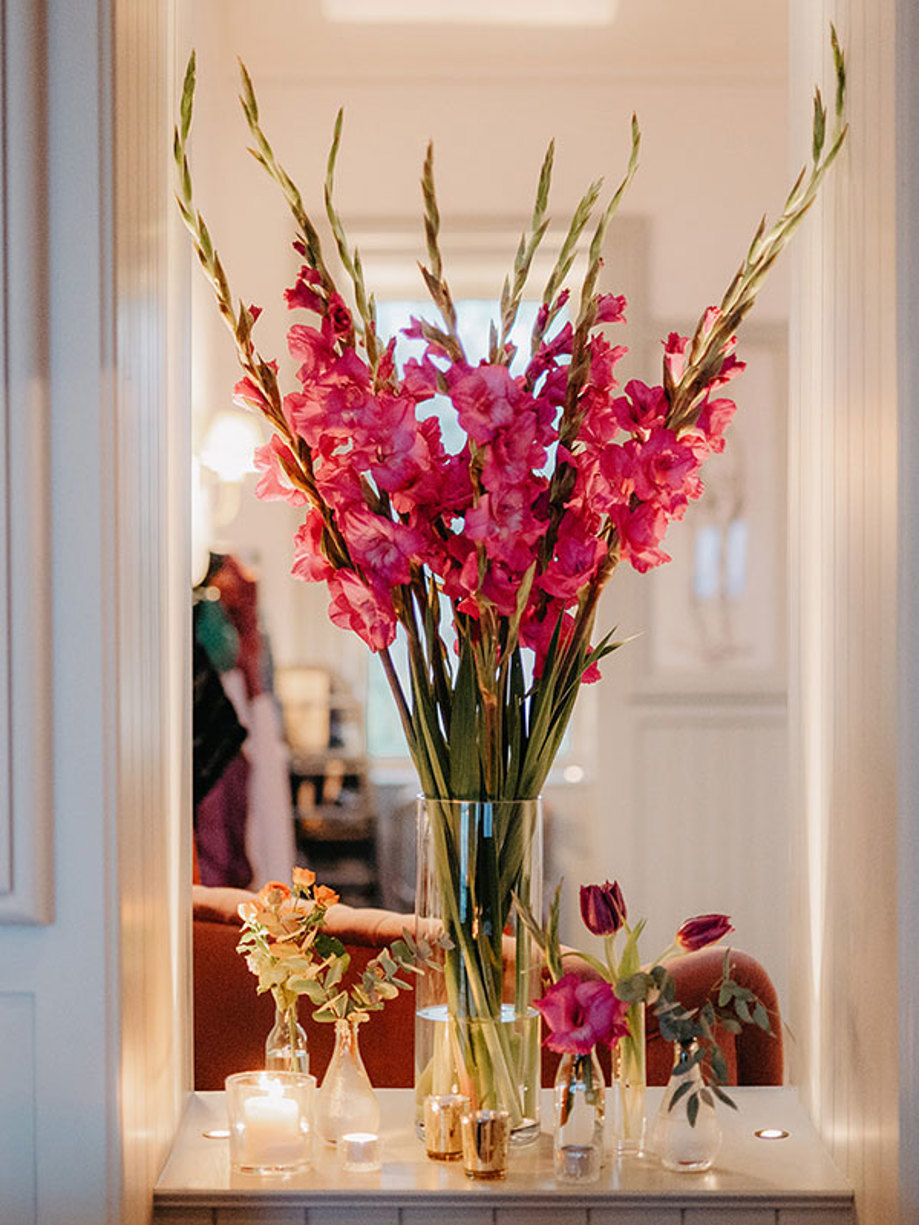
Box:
297, 923, 446, 1026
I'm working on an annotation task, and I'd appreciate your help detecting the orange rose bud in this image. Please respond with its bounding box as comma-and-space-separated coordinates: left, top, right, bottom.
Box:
314, 885, 340, 907
292, 866, 316, 889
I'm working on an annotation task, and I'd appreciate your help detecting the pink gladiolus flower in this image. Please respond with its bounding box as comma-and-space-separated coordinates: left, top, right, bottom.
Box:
612, 501, 671, 573
694, 396, 738, 454
233, 375, 271, 416
327, 570, 397, 652
663, 332, 689, 382
447, 363, 523, 445
290, 510, 334, 583
675, 913, 734, 952
595, 292, 627, 324
339, 507, 424, 587
580, 880, 627, 936
535, 973, 630, 1054
284, 267, 324, 314
253, 436, 308, 507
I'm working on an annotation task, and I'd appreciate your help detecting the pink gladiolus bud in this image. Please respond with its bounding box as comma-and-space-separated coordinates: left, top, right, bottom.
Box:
579, 880, 627, 936
534, 973, 630, 1054
675, 913, 734, 952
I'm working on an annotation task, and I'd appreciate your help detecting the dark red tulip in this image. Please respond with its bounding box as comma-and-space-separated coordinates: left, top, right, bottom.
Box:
675, 913, 734, 952
579, 880, 627, 936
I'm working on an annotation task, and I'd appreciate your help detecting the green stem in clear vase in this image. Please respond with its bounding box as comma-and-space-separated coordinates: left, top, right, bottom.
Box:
611, 1000, 647, 1155
415, 796, 542, 1143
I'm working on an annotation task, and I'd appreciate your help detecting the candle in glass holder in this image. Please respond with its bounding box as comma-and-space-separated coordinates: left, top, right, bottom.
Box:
460, 1108, 510, 1180
225, 1071, 314, 1174
424, 1093, 469, 1161
340, 1130, 382, 1172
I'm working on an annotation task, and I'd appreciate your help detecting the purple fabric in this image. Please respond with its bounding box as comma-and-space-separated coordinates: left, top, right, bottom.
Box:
194, 752, 253, 888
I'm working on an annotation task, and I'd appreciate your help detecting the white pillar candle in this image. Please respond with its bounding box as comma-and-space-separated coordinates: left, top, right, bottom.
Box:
243, 1087, 302, 1167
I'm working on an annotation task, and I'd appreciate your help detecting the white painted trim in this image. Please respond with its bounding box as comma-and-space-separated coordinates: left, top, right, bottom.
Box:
897, 0, 919, 1217
0, 0, 53, 923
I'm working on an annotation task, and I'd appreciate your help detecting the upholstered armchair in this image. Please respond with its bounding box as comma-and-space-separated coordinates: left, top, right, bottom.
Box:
192, 886, 783, 1091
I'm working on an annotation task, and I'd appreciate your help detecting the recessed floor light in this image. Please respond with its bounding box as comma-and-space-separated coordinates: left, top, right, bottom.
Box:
754, 1127, 790, 1140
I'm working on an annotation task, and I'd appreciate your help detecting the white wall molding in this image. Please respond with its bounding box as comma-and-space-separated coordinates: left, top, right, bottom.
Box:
0, 0, 53, 923
896, 0, 919, 1217
788, 4, 901, 1222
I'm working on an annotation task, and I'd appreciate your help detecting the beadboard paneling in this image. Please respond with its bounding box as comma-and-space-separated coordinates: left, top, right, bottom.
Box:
114, 0, 191, 1218
788, 3, 900, 1224
630, 710, 788, 1008
0, 993, 36, 1223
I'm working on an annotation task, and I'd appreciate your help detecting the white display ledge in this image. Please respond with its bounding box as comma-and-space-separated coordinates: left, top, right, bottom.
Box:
154, 1086, 854, 1225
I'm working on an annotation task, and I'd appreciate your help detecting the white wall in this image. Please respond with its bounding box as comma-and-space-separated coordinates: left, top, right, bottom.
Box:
788, 3, 902, 1222
188, 1, 793, 999
0, 1, 190, 1222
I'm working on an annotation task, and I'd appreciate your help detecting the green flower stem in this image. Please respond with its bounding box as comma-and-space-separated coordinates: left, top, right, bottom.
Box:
426, 797, 533, 1127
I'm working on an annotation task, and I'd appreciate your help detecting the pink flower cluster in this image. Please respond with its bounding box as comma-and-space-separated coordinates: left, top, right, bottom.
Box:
244, 265, 742, 680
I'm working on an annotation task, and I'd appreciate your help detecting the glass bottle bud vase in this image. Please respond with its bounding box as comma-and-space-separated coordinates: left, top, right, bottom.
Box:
652, 1039, 721, 1172
553, 1048, 605, 1183
265, 1001, 309, 1075
316, 1017, 381, 1146
609, 1000, 646, 1155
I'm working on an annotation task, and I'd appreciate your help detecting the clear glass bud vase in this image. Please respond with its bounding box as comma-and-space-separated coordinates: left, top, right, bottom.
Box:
316, 1017, 381, 1146
652, 1039, 721, 1172
553, 1048, 605, 1183
414, 796, 543, 1146
609, 1000, 646, 1155
265, 1001, 309, 1075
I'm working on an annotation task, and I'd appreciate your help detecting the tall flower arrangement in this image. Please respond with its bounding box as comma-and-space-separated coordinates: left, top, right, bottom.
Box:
175, 33, 846, 1126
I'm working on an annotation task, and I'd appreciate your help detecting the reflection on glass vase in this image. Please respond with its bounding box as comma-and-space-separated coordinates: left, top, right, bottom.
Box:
316, 1017, 381, 1145
609, 1000, 646, 1156
265, 1001, 309, 1075
553, 1048, 605, 1183
652, 1039, 721, 1172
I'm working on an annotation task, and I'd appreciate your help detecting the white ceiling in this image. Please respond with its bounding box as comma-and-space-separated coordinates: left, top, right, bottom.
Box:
213, 0, 787, 83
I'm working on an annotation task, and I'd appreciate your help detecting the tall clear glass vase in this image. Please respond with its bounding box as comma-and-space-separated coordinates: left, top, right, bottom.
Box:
609, 1000, 646, 1155
414, 796, 543, 1146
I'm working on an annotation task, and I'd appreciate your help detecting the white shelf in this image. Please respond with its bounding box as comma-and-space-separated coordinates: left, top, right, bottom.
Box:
154, 1087, 853, 1224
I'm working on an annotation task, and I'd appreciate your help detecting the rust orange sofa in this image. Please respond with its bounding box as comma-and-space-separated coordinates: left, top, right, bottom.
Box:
192, 886, 783, 1090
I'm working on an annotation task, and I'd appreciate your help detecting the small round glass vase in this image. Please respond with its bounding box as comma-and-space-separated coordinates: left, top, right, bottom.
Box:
316, 1017, 381, 1146
265, 1001, 309, 1075
553, 1048, 605, 1183
653, 1040, 722, 1173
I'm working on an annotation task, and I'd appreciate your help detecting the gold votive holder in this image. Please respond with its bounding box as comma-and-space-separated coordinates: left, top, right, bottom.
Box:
460, 1107, 510, 1180
424, 1093, 470, 1161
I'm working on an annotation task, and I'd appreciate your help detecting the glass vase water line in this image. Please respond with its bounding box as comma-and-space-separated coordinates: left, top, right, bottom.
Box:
609, 1000, 646, 1155
553, 1048, 605, 1183
414, 796, 543, 1145
265, 1001, 310, 1075
315, 1016, 381, 1146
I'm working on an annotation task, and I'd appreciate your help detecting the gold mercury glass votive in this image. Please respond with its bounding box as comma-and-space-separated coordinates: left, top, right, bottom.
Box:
460, 1108, 510, 1180
424, 1093, 470, 1161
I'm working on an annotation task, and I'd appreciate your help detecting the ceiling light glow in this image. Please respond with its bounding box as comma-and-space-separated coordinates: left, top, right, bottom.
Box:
322, 0, 618, 27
